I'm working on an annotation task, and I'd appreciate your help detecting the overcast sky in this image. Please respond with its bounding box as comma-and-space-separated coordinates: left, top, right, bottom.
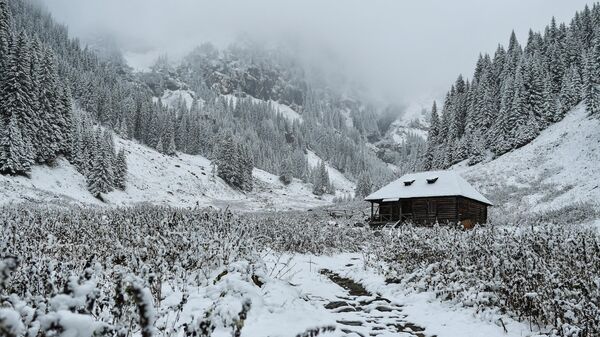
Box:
44, 0, 593, 105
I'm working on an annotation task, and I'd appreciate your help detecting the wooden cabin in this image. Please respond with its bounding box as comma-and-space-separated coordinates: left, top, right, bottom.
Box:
365, 170, 492, 227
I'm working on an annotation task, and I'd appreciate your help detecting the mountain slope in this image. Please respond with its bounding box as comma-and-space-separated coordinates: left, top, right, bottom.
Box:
458, 104, 600, 213
0, 136, 341, 211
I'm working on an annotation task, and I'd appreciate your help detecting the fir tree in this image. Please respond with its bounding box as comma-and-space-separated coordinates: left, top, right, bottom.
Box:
216, 131, 238, 188
36, 47, 60, 163
1, 32, 34, 138
312, 161, 331, 196
57, 84, 74, 157
0, 115, 33, 175
86, 130, 114, 199
279, 156, 294, 185
468, 130, 487, 166
422, 101, 439, 170
558, 65, 583, 117
114, 148, 127, 190
585, 42, 600, 115
354, 172, 372, 198
156, 136, 164, 154
166, 134, 176, 156
0, 0, 10, 72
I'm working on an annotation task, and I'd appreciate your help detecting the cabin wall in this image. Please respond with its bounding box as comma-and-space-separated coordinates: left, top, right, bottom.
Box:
411, 197, 457, 225
370, 196, 489, 226
457, 197, 488, 224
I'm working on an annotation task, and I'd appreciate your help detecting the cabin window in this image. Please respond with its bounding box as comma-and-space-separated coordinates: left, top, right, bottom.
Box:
404, 180, 415, 186
427, 177, 439, 184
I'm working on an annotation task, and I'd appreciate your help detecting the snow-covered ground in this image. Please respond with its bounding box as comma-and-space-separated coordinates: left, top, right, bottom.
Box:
259, 253, 534, 337
148, 253, 537, 336
458, 104, 600, 212
0, 136, 340, 211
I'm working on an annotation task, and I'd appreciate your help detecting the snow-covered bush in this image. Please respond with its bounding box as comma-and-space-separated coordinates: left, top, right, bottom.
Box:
367, 223, 600, 337
0, 204, 363, 336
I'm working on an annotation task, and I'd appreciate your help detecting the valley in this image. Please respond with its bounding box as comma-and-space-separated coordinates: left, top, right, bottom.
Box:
1, 1, 599, 337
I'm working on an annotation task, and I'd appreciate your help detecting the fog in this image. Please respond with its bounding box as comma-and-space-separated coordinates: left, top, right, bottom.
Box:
44, 0, 593, 105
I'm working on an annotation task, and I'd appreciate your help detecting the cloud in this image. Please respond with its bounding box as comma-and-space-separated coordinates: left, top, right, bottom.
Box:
43, 0, 593, 105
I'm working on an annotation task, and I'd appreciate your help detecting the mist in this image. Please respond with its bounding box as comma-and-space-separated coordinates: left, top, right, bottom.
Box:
44, 0, 593, 106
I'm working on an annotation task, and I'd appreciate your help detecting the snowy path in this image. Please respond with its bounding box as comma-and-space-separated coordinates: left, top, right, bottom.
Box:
278, 253, 533, 337
318, 268, 429, 336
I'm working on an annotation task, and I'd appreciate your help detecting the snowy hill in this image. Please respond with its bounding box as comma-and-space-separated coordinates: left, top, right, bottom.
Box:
457, 104, 600, 213
0, 136, 341, 211
306, 150, 356, 197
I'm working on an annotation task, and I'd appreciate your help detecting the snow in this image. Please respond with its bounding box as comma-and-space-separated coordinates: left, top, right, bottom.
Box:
0, 308, 25, 336
266, 253, 533, 337
459, 104, 600, 211
306, 150, 356, 196
270, 100, 303, 122
154, 89, 197, 110
365, 170, 492, 205
42, 311, 103, 337
0, 157, 100, 206
0, 136, 336, 211
156, 260, 337, 337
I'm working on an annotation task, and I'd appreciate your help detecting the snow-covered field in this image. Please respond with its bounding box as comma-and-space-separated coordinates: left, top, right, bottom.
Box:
4, 204, 562, 337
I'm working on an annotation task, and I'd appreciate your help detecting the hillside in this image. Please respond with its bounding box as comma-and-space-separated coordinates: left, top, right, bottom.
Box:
0, 135, 352, 210
458, 103, 600, 214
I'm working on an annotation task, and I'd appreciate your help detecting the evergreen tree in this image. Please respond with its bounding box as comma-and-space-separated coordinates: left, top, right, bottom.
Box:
57, 84, 74, 157
166, 133, 176, 156
585, 43, 600, 115
279, 156, 294, 185
1, 32, 34, 138
312, 161, 331, 196
114, 148, 127, 190
0, 115, 33, 175
86, 130, 114, 199
156, 136, 164, 154
36, 47, 60, 163
354, 172, 373, 198
216, 131, 238, 188
238, 143, 254, 192
559, 65, 583, 116
0, 0, 10, 72
422, 101, 439, 170
468, 130, 486, 166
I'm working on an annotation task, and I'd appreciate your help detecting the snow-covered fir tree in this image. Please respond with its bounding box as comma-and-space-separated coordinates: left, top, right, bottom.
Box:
421, 6, 600, 169
354, 172, 373, 198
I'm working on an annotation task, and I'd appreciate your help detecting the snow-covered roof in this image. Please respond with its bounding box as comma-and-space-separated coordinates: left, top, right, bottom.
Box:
365, 170, 493, 205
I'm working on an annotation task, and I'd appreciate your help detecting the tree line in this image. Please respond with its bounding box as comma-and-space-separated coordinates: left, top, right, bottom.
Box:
0, 0, 127, 199
423, 5, 600, 170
